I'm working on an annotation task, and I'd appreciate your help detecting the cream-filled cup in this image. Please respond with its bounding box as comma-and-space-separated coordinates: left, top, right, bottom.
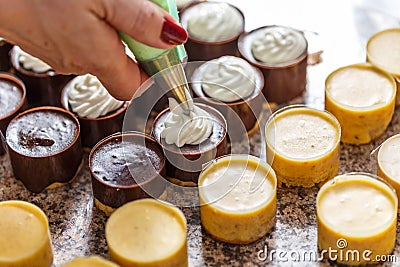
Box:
191, 56, 264, 137
180, 1, 245, 61
10, 46, 74, 107
62, 256, 120, 267
0, 200, 53, 267
367, 28, 400, 105
317, 173, 397, 265
198, 155, 276, 244
106, 199, 188, 267
238, 25, 308, 103
61, 74, 128, 148
325, 63, 396, 145
265, 105, 341, 187
378, 134, 400, 203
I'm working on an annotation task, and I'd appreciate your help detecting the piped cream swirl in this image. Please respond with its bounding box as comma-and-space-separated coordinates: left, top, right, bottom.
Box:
68, 74, 124, 119
18, 48, 52, 73
161, 96, 213, 147
185, 2, 243, 42
200, 56, 255, 102
251, 26, 307, 64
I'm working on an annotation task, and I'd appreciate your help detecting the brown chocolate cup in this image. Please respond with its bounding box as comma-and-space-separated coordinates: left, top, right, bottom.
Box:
180, 2, 245, 61
6, 106, 82, 193
60, 81, 129, 149
0, 40, 12, 72
191, 62, 264, 140
10, 46, 75, 108
89, 132, 166, 212
152, 103, 228, 185
0, 72, 27, 155
238, 26, 308, 104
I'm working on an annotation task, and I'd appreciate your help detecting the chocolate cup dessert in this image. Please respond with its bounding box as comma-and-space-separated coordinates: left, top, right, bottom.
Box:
191, 64, 264, 139
180, 2, 245, 61
0, 72, 27, 155
89, 132, 166, 214
61, 82, 129, 149
152, 103, 228, 185
0, 40, 12, 72
6, 106, 82, 193
238, 26, 308, 104
10, 46, 75, 108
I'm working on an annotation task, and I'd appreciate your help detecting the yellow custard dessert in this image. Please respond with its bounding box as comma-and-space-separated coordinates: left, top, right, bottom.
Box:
265, 105, 341, 187
105, 199, 188, 267
62, 256, 120, 267
198, 155, 276, 244
367, 28, 400, 105
378, 134, 400, 203
325, 63, 396, 144
317, 173, 397, 265
0, 200, 53, 267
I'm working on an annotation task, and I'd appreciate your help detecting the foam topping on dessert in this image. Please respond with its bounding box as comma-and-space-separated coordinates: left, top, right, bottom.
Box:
200, 56, 255, 102
18, 48, 52, 73
251, 26, 307, 64
68, 74, 124, 119
161, 93, 213, 147
185, 2, 243, 42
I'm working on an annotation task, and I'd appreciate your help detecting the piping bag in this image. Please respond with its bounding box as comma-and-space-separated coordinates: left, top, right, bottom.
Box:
119, 0, 193, 115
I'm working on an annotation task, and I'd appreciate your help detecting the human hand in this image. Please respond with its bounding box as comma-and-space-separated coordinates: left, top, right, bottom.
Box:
0, 0, 188, 100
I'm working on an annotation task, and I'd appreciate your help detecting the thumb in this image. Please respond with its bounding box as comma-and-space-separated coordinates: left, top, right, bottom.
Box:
102, 0, 188, 49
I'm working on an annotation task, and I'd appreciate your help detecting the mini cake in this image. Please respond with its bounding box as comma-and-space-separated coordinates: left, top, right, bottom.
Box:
191, 56, 264, 140
265, 105, 341, 187
0, 37, 12, 71
62, 256, 119, 267
317, 173, 397, 265
6, 106, 82, 193
367, 28, 400, 105
238, 25, 308, 103
10, 46, 74, 107
89, 132, 166, 216
325, 63, 396, 145
152, 99, 228, 185
180, 1, 245, 61
198, 155, 277, 244
0, 73, 27, 155
378, 134, 400, 203
106, 199, 188, 267
0, 200, 53, 267
61, 74, 128, 148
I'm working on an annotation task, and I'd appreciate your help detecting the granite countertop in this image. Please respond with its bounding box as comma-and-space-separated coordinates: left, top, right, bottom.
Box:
1, 0, 400, 266
2, 102, 400, 267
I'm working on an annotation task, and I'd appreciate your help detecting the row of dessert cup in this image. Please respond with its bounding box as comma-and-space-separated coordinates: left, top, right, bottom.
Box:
261, 27, 400, 265
0, 45, 130, 149
179, 0, 309, 104
1, 103, 398, 266
2, 69, 396, 266
0, 172, 396, 266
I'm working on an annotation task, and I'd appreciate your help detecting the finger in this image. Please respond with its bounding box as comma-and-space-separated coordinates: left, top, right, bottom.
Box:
100, 0, 187, 49
97, 55, 149, 101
